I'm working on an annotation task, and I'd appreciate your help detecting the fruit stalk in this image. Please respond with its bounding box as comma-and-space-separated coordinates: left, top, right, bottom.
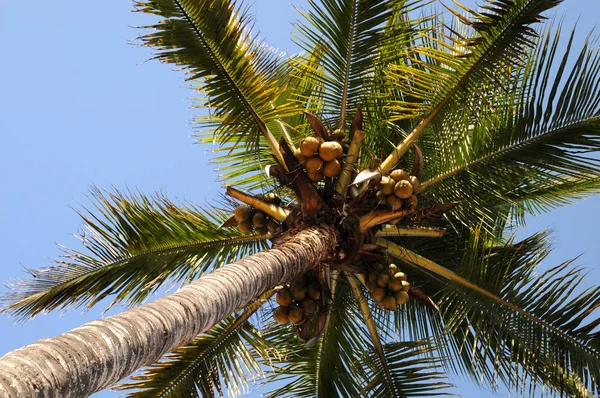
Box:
375, 226, 446, 238
226, 186, 290, 222
335, 129, 365, 197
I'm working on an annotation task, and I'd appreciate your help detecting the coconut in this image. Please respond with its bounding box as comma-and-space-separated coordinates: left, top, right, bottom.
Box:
300, 298, 317, 314
382, 296, 398, 311
372, 173, 383, 185
386, 195, 403, 211
409, 176, 421, 193
390, 169, 409, 182
406, 195, 418, 211
300, 137, 321, 157
307, 171, 324, 183
252, 212, 266, 228
307, 284, 321, 300
394, 290, 409, 305
394, 272, 407, 281
255, 226, 268, 235
380, 177, 396, 195
377, 273, 390, 288
290, 283, 307, 301
294, 148, 307, 164
394, 180, 413, 199
373, 263, 385, 272
273, 306, 290, 324
319, 141, 343, 161
305, 156, 324, 173
368, 271, 379, 283
323, 159, 341, 177
365, 280, 377, 292
238, 220, 254, 235
276, 290, 293, 307
388, 278, 403, 292
267, 218, 279, 234
376, 190, 386, 202
388, 264, 398, 273
234, 205, 253, 222
401, 280, 410, 292
288, 307, 305, 325
372, 287, 386, 302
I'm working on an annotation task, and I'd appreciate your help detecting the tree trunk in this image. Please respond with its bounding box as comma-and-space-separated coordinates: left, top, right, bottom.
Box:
0, 225, 336, 397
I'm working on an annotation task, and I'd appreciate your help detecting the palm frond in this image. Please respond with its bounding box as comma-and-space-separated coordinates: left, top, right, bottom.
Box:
360, 340, 454, 397
295, 0, 417, 128
419, 26, 600, 228
196, 50, 325, 191
381, 228, 600, 396
116, 293, 272, 397
349, 275, 397, 395
1, 188, 268, 320
380, 0, 563, 173
135, 0, 300, 174
349, 276, 454, 397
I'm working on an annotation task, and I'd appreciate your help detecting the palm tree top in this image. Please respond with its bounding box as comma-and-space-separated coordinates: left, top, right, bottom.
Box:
1, 0, 600, 397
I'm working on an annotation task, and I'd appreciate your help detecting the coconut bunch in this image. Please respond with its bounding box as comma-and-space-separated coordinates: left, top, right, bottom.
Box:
233, 193, 281, 235
376, 168, 421, 211
272, 273, 322, 326
294, 137, 343, 183
364, 262, 410, 310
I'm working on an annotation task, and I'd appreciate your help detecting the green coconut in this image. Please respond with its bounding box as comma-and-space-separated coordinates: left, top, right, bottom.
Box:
234, 205, 253, 222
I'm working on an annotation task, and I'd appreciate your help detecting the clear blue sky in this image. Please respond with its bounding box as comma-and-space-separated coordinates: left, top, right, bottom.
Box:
0, 1, 598, 397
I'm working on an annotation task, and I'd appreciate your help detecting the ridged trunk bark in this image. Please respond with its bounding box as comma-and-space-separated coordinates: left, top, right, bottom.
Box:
0, 225, 336, 398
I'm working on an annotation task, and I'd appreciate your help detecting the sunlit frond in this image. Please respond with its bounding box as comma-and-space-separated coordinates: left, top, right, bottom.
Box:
1, 188, 268, 320
381, 228, 600, 396
380, 0, 564, 174
295, 0, 422, 128
420, 25, 600, 228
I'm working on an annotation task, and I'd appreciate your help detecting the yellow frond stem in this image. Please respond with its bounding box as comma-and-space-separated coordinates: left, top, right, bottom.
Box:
226, 187, 290, 222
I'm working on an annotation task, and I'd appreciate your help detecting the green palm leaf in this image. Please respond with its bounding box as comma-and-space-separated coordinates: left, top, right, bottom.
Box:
360, 340, 454, 397
349, 276, 454, 397
295, 0, 413, 128
380, 0, 563, 173
1, 188, 268, 320
135, 0, 301, 181
381, 229, 600, 396
419, 26, 600, 228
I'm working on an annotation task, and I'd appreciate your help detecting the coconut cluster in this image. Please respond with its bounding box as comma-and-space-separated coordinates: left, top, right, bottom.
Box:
364, 262, 410, 310
376, 169, 421, 211
294, 137, 344, 183
272, 274, 322, 326
234, 193, 281, 235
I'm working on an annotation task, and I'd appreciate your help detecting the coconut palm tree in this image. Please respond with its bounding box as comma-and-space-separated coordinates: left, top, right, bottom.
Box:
1, 0, 599, 397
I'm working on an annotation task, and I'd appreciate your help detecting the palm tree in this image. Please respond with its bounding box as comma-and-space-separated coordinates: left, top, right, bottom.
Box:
1, 0, 599, 396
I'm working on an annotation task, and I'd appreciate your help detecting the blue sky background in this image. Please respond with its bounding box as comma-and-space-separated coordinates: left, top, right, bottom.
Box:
0, 1, 598, 397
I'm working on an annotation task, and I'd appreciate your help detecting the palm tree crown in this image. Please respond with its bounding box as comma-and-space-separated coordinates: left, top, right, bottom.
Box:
1, 0, 599, 397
